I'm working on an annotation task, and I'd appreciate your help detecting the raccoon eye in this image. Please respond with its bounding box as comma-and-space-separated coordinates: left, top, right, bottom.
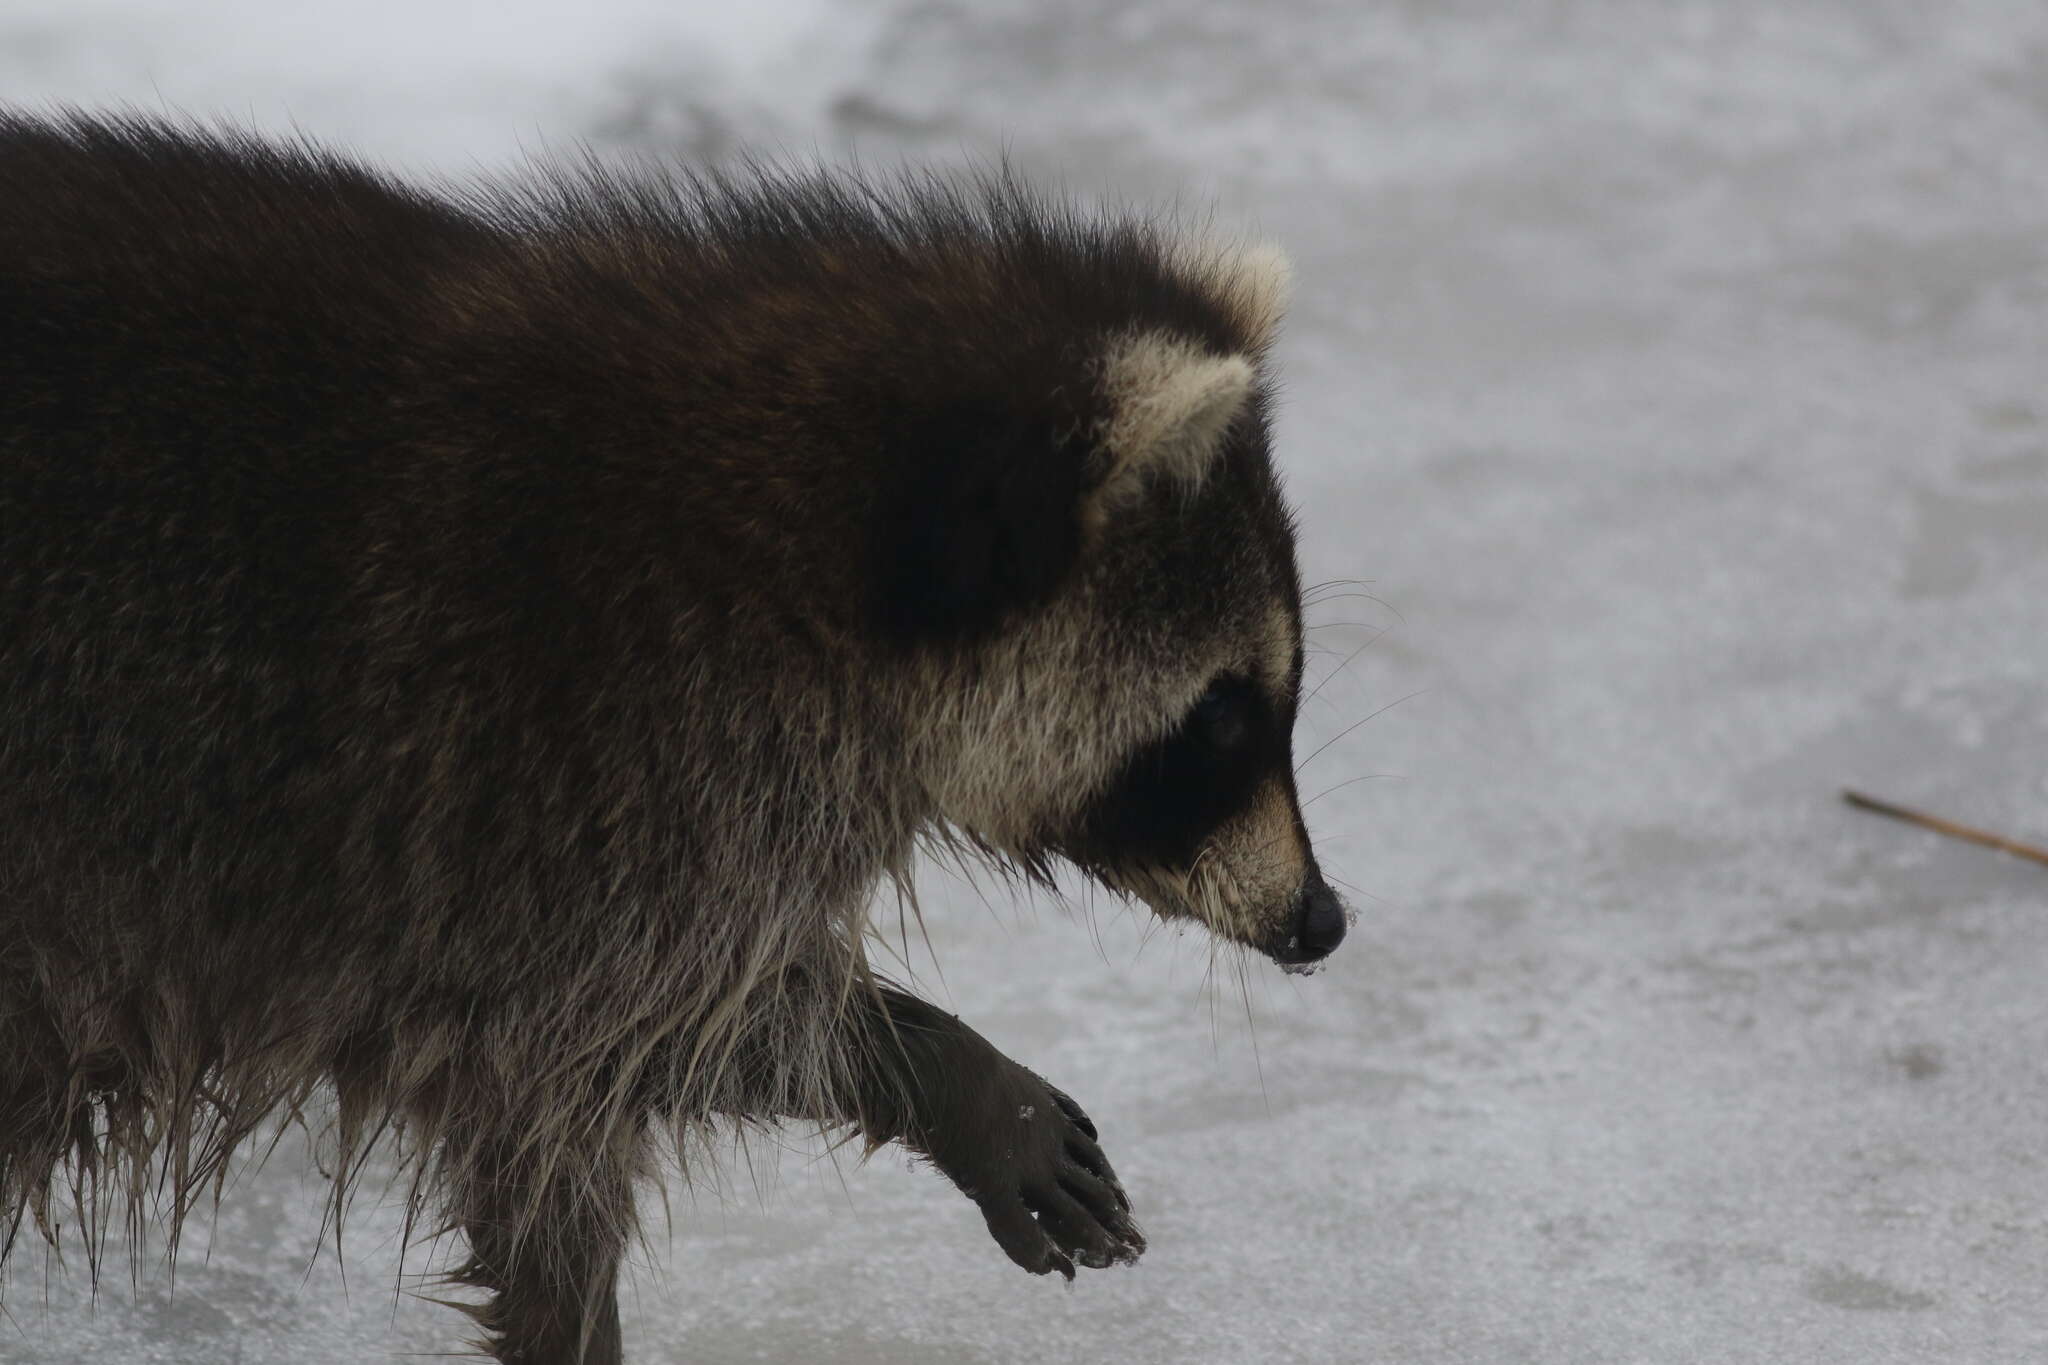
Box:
1188, 677, 1251, 753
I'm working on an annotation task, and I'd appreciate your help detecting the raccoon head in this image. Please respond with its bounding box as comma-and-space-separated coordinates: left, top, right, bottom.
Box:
1050, 329, 1344, 969
887, 248, 1348, 970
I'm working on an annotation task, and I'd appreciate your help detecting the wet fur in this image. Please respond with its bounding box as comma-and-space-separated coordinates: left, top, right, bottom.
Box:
0, 110, 1311, 1361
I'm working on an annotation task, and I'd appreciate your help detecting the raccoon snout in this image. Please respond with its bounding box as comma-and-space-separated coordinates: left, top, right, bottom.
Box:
1268, 875, 1347, 967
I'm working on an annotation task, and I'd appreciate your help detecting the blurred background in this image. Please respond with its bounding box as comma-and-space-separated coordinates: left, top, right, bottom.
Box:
4, 2, 2047, 1361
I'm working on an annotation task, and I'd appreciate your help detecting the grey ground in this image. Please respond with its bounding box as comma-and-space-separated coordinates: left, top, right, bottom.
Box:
4, 1, 2048, 1361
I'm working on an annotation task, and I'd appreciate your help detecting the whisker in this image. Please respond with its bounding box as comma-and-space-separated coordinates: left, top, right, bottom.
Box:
1301, 626, 1391, 707
1302, 773, 1404, 809
1236, 955, 1268, 1116
1320, 872, 1384, 906
1304, 597, 1397, 619
1304, 577, 1367, 598
1306, 581, 1403, 624
1200, 941, 1222, 1054
1297, 690, 1426, 774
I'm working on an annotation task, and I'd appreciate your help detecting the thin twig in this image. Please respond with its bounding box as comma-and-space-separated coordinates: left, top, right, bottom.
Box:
1841, 789, 2048, 869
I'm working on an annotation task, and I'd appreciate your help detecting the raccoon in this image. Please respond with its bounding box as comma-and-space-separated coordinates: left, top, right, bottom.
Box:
0, 111, 1348, 1364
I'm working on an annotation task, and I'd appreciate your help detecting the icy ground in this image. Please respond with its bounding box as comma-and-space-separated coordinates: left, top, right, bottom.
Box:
5, 1, 2048, 1361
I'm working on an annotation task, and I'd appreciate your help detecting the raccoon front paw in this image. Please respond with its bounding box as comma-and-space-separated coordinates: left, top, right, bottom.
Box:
932, 1070, 1146, 1281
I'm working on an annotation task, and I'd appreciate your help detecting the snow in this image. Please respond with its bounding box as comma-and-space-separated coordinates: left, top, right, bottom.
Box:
6, 1, 2048, 1361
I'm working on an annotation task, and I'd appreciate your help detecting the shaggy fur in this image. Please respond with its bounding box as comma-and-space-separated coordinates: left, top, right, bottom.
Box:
0, 110, 1345, 1363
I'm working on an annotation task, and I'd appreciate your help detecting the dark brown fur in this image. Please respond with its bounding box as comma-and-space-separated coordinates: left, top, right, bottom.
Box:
0, 110, 1338, 1362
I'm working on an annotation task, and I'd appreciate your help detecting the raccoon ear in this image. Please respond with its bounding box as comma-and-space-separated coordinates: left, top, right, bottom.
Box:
1088, 332, 1257, 526
1174, 237, 1294, 347
875, 404, 1087, 645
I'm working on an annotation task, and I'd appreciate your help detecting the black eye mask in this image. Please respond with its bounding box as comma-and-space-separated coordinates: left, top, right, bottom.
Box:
1072, 672, 1281, 871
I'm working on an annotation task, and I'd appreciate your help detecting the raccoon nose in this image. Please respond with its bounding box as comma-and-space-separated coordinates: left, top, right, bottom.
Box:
1270, 876, 1347, 966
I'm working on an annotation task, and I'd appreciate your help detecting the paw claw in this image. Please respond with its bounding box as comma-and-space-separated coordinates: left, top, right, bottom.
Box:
935, 1065, 1142, 1278
1047, 1085, 1098, 1140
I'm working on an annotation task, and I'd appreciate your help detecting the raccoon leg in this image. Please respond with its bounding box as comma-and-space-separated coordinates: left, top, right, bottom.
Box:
848, 987, 1146, 1279
444, 1129, 635, 1365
